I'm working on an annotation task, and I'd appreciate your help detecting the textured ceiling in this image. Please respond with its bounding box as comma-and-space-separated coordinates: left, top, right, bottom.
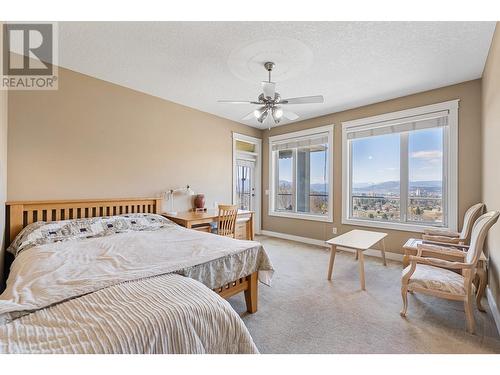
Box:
58, 22, 496, 128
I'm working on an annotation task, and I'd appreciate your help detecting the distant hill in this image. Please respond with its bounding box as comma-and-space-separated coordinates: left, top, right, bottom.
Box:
409, 180, 442, 188
311, 183, 327, 192
279, 180, 441, 194
353, 180, 442, 194
279, 180, 327, 193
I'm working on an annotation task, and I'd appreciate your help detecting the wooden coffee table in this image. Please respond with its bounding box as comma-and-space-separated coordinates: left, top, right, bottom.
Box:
326, 229, 387, 290
402, 238, 488, 311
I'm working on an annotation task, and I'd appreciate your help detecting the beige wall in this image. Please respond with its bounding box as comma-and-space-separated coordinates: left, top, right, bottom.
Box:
0, 25, 8, 288
7, 67, 262, 212
482, 23, 500, 317
263, 79, 482, 253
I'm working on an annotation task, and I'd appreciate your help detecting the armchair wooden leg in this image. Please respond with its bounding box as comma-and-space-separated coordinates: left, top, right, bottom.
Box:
244, 272, 258, 314
400, 286, 409, 317
464, 297, 475, 334
476, 267, 487, 312
402, 254, 410, 268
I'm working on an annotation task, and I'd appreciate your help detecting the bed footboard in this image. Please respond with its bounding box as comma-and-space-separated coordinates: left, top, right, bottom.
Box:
213, 272, 258, 313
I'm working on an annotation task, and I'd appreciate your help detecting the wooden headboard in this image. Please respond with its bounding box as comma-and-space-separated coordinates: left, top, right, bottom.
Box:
5, 197, 163, 247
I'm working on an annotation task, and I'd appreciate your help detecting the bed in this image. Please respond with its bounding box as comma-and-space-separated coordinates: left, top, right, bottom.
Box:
0, 197, 274, 354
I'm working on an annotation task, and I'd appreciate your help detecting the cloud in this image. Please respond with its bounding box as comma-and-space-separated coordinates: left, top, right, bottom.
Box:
368, 155, 373, 160
410, 150, 442, 159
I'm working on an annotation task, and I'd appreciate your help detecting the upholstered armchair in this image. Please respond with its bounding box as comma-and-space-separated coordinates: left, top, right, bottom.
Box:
422, 203, 484, 244
401, 211, 500, 333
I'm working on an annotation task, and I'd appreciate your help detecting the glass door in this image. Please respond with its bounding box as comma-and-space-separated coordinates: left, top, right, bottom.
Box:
235, 158, 255, 211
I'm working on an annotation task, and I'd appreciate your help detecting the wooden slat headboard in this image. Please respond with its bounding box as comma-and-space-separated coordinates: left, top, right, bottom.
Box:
5, 197, 163, 246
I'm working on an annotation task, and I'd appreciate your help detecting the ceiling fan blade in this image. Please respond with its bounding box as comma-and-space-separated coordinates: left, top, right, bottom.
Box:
218, 100, 253, 104
242, 111, 256, 120
281, 95, 324, 105
261, 81, 276, 99
218, 100, 262, 105
283, 111, 299, 121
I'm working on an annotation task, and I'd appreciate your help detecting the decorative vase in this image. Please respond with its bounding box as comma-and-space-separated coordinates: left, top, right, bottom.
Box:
194, 194, 205, 209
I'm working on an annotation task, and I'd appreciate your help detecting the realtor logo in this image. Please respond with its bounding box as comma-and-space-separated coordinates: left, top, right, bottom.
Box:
1, 22, 58, 90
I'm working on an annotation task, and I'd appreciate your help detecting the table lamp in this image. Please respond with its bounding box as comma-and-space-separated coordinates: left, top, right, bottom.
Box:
164, 185, 195, 215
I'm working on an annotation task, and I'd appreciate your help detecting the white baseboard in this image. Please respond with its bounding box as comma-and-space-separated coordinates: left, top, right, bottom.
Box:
486, 287, 500, 335
260, 230, 327, 247
259, 230, 403, 262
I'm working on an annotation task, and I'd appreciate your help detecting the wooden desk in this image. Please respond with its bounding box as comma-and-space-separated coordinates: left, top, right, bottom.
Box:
162, 210, 254, 240
402, 238, 488, 311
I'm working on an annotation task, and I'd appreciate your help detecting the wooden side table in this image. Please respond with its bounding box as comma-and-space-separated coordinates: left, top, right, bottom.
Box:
402, 238, 488, 312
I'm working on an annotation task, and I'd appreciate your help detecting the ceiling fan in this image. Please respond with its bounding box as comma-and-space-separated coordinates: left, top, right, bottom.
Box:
218, 62, 324, 127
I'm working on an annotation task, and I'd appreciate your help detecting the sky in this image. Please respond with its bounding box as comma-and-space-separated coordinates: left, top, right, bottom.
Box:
352, 127, 443, 184
278, 127, 443, 186
278, 148, 328, 185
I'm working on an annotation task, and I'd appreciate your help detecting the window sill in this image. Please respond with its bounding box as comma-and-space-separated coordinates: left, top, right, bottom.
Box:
341, 217, 448, 233
269, 210, 333, 223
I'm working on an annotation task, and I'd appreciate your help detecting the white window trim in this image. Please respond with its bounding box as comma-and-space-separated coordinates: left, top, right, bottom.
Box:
268, 125, 334, 223
341, 100, 459, 233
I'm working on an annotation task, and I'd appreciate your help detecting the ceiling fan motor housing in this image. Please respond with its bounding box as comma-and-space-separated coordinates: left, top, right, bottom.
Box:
264, 61, 276, 72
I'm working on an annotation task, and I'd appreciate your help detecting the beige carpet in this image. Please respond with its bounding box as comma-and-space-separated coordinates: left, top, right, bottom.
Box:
228, 235, 500, 354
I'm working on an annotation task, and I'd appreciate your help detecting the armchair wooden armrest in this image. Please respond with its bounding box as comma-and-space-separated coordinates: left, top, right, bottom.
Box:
421, 240, 469, 250
421, 234, 461, 244
408, 255, 472, 270
423, 228, 460, 238
416, 243, 466, 259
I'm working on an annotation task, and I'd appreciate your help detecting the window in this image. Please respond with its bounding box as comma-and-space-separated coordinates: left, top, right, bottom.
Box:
269, 125, 334, 222
342, 100, 458, 232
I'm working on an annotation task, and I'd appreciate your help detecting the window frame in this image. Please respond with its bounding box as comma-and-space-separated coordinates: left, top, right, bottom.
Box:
269, 125, 334, 223
341, 100, 459, 233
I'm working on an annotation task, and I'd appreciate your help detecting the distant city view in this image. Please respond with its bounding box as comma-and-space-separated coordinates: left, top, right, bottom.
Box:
351, 180, 443, 224
276, 180, 328, 215
277, 179, 443, 223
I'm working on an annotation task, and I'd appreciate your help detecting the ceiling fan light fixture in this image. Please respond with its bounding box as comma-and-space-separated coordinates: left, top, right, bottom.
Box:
272, 106, 283, 123
254, 107, 266, 119
257, 108, 269, 123
273, 106, 283, 118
